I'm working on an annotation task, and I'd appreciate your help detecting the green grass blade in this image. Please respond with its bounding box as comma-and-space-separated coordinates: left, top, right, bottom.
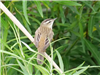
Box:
34, 1, 43, 18
17, 59, 29, 75
22, 0, 30, 24
56, 50, 64, 72
79, 22, 85, 52
35, 65, 49, 75
56, 1, 82, 6
84, 39, 100, 65
82, 2, 96, 13
73, 66, 90, 75
41, 1, 50, 9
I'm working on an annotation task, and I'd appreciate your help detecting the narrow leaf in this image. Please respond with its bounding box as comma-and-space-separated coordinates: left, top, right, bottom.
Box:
23, 0, 30, 24
56, 1, 82, 6
34, 1, 43, 18
56, 50, 64, 72
73, 66, 89, 75
41, 1, 50, 9
17, 60, 29, 75
84, 39, 100, 65
35, 65, 49, 75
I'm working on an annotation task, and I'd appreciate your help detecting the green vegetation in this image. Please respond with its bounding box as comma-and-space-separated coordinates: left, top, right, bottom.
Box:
1, 1, 100, 75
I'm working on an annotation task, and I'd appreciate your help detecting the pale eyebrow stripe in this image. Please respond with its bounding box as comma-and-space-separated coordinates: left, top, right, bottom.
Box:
44, 19, 52, 22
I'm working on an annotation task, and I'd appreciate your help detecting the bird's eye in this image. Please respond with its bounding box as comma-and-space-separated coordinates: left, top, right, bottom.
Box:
48, 21, 51, 23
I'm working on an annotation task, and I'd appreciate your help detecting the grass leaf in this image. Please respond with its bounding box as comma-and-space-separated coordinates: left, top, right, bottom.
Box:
56, 50, 64, 72
84, 39, 100, 65
34, 1, 43, 18
22, 0, 30, 24
56, 1, 82, 6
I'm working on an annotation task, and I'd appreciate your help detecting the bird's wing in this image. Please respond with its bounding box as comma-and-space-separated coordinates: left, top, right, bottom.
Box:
34, 28, 41, 48
34, 28, 54, 51
43, 31, 54, 51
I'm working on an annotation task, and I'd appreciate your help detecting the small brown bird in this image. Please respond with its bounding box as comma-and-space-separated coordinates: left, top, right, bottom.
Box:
34, 18, 56, 64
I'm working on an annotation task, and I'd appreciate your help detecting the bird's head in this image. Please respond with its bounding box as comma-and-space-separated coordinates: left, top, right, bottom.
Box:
40, 18, 57, 29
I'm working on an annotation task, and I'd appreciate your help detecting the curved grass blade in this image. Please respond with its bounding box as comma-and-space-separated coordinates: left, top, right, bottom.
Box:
22, 0, 30, 24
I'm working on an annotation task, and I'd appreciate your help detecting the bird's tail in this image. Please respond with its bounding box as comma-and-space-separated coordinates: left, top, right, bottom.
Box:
37, 51, 44, 64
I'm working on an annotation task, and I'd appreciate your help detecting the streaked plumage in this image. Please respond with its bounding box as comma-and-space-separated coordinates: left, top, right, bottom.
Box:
34, 18, 56, 64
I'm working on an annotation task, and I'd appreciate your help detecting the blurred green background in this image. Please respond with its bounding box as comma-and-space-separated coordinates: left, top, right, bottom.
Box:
1, 1, 100, 75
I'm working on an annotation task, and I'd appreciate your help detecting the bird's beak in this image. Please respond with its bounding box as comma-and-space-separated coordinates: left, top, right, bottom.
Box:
53, 18, 57, 21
